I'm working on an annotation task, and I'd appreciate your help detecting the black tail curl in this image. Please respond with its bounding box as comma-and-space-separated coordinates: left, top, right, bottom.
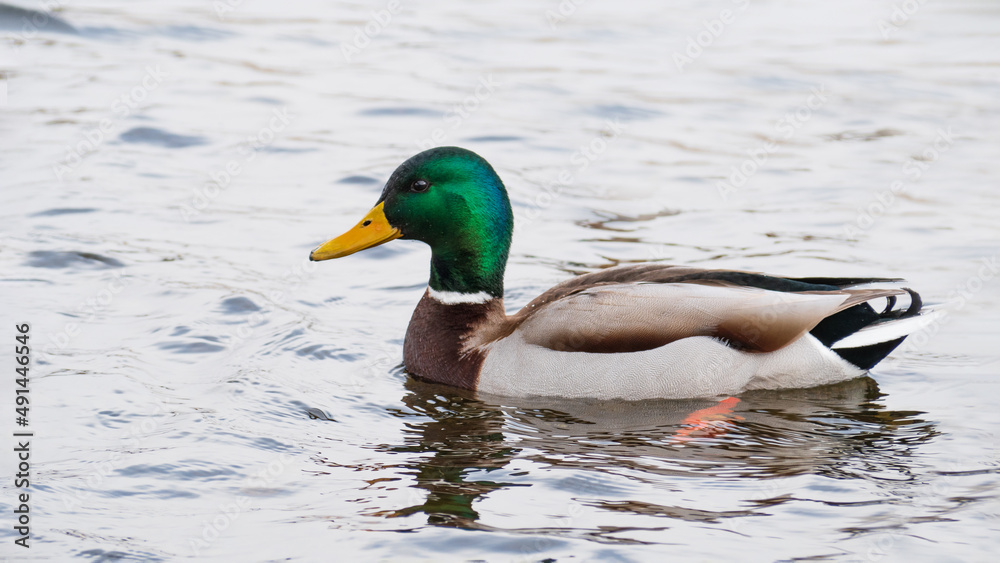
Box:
811, 288, 923, 370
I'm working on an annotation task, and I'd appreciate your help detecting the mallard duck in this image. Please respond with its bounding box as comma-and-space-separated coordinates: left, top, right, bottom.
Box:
310, 147, 930, 400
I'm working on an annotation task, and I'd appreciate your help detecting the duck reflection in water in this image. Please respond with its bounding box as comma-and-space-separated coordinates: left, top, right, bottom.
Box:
365, 376, 936, 531
380, 380, 516, 527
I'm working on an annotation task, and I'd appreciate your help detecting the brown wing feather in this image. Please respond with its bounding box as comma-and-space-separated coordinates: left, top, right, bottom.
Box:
501, 265, 905, 354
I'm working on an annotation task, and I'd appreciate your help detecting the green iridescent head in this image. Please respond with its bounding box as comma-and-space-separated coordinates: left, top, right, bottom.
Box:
310, 147, 514, 298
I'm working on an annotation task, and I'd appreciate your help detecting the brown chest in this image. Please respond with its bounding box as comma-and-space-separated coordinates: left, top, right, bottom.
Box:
402, 292, 504, 390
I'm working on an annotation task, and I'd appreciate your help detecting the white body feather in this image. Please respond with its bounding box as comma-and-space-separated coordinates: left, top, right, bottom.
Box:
477, 332, 865, 400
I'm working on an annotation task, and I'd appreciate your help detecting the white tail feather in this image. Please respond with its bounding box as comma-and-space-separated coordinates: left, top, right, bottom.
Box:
831, 309, 939, 349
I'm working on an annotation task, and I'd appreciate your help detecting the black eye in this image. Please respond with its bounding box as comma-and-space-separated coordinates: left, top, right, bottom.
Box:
410, 179, 430, 193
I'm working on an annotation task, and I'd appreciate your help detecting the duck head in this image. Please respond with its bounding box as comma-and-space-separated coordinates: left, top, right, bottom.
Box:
310, 147, 514, 298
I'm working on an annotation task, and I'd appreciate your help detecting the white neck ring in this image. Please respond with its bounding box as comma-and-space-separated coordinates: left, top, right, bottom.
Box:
427, 287, 494, 305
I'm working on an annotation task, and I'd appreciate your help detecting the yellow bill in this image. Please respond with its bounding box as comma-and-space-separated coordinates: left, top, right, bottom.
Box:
310, 201, 402, 261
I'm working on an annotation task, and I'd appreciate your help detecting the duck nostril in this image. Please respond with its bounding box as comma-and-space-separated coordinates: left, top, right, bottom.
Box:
362, 220, 372, 227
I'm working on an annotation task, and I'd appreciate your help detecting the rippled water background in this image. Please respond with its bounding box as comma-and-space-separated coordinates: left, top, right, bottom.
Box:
2, 0, 999, 560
